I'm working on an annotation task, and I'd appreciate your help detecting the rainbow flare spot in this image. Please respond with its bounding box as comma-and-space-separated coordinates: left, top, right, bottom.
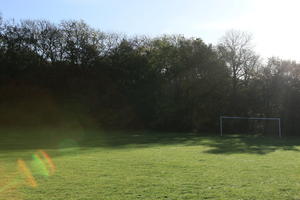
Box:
32, 154, 49, 177
17, 159, 37, 188
39, 150, 56, 175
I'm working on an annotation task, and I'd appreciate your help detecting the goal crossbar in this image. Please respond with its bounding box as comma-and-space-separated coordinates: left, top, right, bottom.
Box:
220, 116, 282, 137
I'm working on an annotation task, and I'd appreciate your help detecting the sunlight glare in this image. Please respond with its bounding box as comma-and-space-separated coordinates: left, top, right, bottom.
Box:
17, 159, 37, 188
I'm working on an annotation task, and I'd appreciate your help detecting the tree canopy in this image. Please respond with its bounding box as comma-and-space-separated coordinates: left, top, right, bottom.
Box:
1, 17, 300, 135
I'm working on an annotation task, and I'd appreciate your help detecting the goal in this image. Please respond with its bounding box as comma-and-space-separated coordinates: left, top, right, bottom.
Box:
220, 116, 282, 137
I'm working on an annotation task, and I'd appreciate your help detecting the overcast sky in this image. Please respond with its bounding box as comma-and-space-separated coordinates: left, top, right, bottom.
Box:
1, 0, 299, 61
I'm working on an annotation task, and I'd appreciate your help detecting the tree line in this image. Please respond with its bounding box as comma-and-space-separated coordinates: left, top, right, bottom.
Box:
0, 15, 300, 135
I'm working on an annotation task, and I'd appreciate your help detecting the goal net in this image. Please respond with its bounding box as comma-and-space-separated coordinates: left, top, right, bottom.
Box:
220, 116, 282, 137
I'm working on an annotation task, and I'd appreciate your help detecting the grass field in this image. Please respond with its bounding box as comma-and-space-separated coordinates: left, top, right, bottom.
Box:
1, 129, 300, 200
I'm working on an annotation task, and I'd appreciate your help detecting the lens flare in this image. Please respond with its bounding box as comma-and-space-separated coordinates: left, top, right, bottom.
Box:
38, 150, 56, 175
4, 151, 56, 191
32, 154, 49, 177
17, 159, 37, 188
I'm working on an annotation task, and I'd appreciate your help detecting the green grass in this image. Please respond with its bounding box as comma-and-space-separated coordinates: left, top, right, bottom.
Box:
1, 129, 300, 200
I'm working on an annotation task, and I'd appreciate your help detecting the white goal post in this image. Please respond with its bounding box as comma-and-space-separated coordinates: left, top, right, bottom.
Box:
220, 116, 282, 137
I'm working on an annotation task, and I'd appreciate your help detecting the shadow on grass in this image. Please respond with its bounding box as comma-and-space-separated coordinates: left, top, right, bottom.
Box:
0, 128, 300, 157
198, 135, 300, 155
82, 131, 300, 155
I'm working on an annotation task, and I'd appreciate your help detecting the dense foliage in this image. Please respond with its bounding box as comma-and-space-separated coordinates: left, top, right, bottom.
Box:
1, 16, 300, 135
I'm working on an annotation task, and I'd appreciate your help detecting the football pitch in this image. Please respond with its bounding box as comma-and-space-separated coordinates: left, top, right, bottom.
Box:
1, 129, 300, 200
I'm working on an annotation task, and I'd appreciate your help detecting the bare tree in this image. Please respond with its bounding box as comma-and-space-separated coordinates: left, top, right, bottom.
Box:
217, 30, 260, 92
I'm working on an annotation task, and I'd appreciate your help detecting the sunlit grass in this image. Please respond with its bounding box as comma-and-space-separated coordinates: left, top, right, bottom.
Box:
1, 130, 300, 199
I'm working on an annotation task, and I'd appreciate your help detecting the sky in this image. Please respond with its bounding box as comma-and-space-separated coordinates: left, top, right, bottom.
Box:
1, 0, 300, 61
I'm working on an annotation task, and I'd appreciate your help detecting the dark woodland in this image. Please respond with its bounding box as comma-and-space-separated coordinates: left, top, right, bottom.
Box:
1, 16, 299, 135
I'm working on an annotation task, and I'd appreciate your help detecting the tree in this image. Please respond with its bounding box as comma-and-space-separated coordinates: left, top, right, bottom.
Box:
217, 30, 260, 115
217, 30, 260, 91
147, 35, 229, 131
60, 20, 105, 65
